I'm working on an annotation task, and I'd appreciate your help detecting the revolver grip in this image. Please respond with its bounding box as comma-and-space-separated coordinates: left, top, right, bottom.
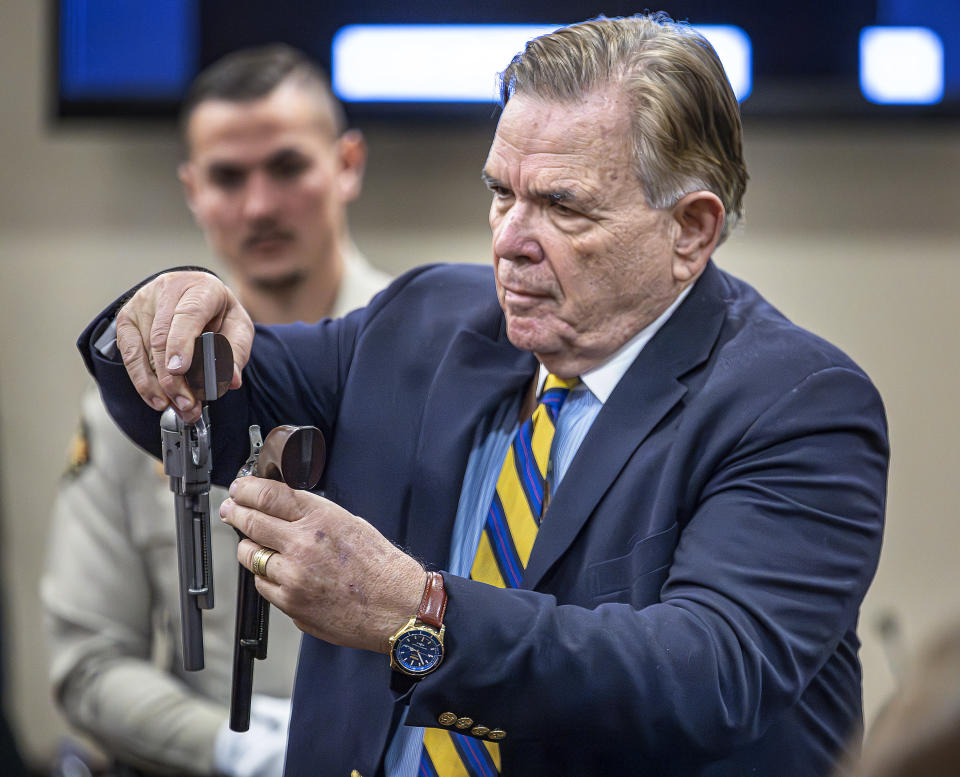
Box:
228, 423, 324, 731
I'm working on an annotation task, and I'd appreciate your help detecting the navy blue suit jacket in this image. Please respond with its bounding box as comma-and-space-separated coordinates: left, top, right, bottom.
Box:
80, 261, 888, 777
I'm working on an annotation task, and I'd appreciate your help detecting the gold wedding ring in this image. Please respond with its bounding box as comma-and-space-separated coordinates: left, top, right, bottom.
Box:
252, 547, 277, 578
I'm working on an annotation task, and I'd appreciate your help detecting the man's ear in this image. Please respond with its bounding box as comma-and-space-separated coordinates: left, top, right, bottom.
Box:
336, 129, 367, 203
178, 162, 199, 216
670, 191, 725, 282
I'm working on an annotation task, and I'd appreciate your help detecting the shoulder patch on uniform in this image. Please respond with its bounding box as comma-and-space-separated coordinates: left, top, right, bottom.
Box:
64, 419, 91, 478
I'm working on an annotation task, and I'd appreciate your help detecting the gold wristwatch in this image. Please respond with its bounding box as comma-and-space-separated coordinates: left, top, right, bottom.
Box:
388, 571, 447, 677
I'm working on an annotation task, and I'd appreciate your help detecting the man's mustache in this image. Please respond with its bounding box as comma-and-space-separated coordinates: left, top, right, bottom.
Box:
243, 225, 295, 250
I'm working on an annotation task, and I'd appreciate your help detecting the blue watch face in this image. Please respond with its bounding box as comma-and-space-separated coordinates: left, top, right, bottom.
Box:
393, 628, 444, 676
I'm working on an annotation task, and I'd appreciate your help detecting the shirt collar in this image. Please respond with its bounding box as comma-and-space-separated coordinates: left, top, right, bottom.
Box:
538, 282, 694, 404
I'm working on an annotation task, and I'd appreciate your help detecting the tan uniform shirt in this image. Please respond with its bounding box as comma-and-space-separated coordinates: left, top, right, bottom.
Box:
42, 253, 391, 775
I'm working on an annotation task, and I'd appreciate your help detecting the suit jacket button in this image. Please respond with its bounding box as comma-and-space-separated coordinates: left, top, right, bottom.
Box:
350, 771, 363, 777
454, 717, 474, 729
487, 729, 507, 741
470, 725, 491, 737
437, 712, 458, 726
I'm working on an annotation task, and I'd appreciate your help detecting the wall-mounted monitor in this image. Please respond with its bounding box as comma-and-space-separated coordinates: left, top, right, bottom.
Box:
52, 0, 960, 122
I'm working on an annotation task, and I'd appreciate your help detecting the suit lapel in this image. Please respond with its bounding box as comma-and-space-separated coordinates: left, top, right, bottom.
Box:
523, 262, 729, 590
405, 318, 537, 568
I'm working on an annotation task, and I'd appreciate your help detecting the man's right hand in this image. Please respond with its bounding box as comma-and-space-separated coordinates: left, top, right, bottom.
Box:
115, 271, 254, 423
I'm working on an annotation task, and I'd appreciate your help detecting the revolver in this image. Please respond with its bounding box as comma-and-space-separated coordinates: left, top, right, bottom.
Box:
230, 423, 325, 731
159, 332, 233, 671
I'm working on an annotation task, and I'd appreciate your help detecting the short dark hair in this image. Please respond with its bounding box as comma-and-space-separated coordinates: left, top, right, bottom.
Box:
179, 43, 346, 143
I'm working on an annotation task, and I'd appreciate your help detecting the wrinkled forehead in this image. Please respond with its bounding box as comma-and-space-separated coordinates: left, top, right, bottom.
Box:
492, 89, 630, 148
486, 89, 633, 178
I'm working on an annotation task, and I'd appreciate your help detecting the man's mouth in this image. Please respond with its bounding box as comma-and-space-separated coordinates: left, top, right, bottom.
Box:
500, 281, 551, 304
244, 230, 294, 251
504, 288, 541, 301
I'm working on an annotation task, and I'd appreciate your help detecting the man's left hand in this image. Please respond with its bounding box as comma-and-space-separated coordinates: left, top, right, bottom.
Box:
220, 477, 427, 653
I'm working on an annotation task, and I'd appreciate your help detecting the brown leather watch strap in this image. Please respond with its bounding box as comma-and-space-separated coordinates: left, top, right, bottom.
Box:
417, 571, 447, 630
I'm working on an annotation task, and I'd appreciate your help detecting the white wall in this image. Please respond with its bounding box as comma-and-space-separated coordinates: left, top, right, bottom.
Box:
3, 0, 959, 768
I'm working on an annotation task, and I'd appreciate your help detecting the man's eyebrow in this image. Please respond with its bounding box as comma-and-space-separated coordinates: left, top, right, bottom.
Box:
206, 159, 245, 176
538, 189, 576, 204
535, 187, 597, 211
207, 158, 241, 169
481, 172, 594, 208
480, 170, 503, 188
266, 147, 309, 165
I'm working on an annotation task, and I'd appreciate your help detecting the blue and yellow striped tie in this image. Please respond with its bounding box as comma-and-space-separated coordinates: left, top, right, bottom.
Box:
419, 374, 578, 777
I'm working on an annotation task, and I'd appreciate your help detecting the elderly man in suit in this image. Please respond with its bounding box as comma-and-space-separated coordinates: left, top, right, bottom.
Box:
77, 14, 888, 777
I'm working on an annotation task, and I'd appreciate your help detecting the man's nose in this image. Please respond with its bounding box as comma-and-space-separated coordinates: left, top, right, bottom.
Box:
492, 202, 544, 264
242, 171, 281, 220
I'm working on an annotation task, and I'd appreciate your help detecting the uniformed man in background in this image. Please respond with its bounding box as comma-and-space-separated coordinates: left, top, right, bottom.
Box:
42, 44, 389, 777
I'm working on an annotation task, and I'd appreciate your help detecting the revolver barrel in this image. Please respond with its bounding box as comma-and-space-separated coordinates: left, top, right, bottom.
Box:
229, 424, 325, 731
159, 331, 233, 672
162, 408, 215, 671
